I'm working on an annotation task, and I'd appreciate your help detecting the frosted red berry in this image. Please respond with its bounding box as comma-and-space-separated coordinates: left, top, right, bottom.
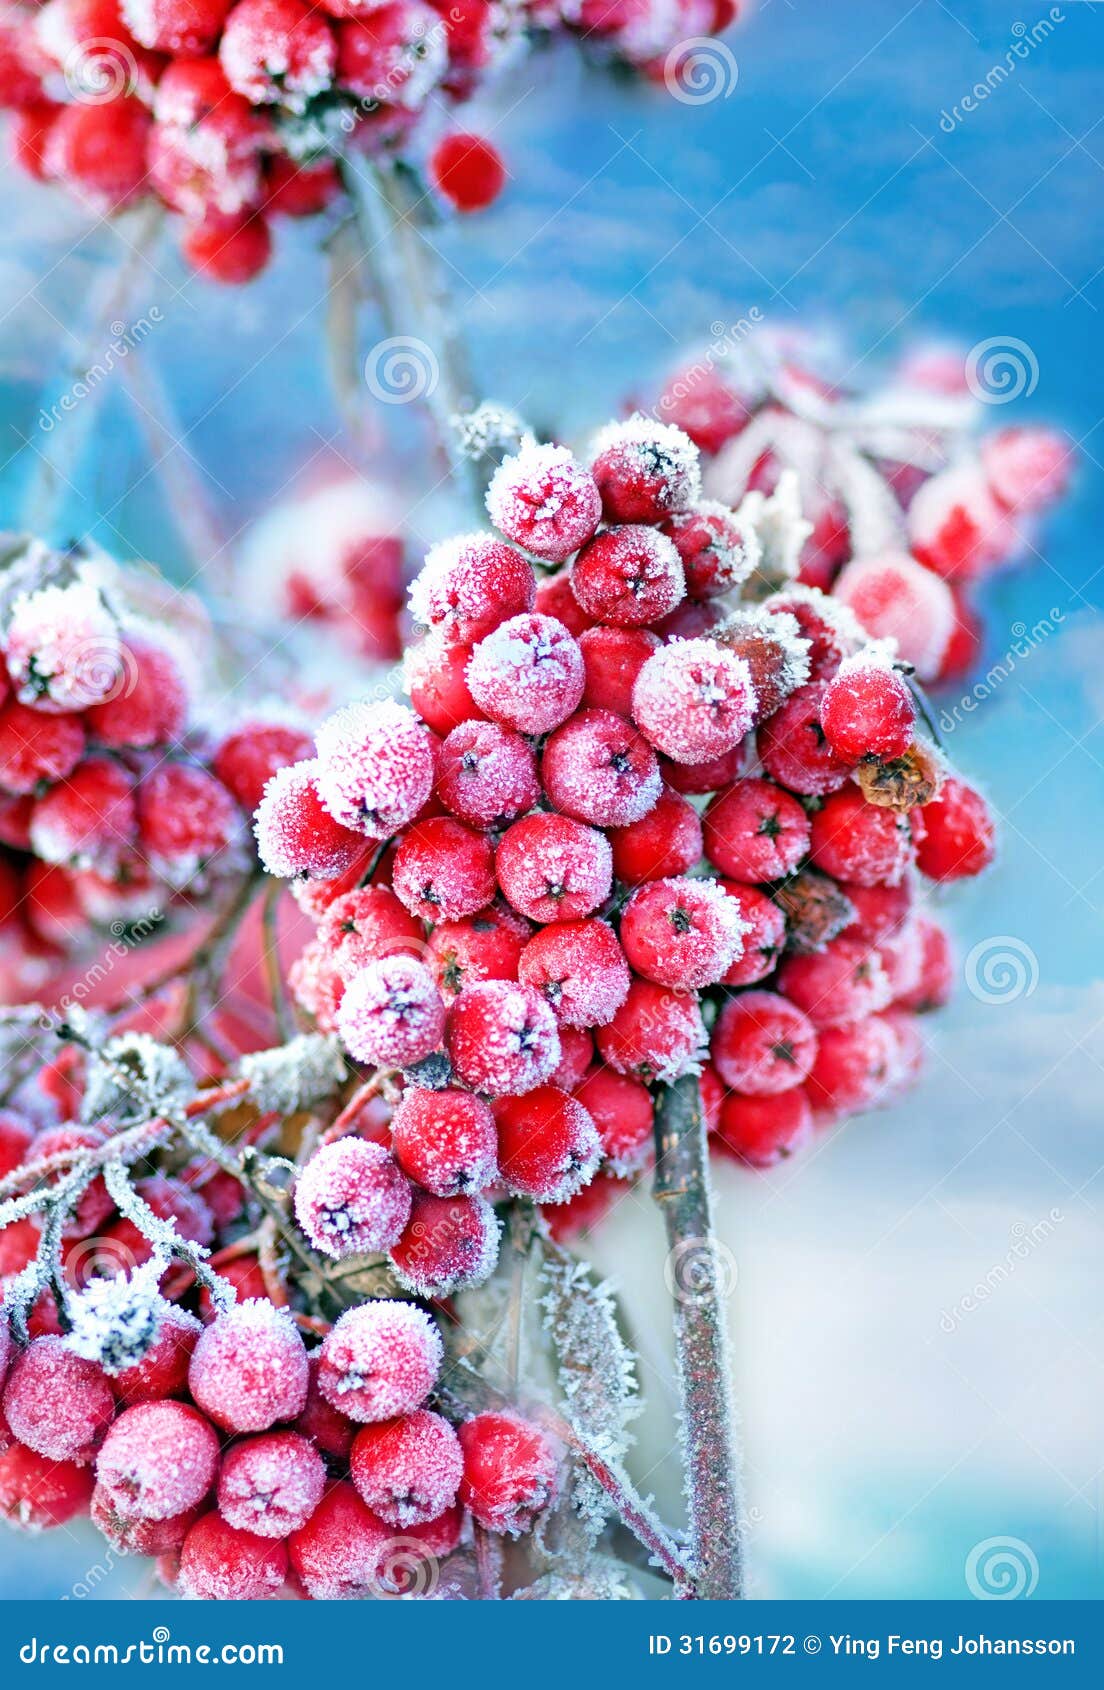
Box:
0, 1442, 94, 1530
287, 1481, 392, 1600
179, 1511, 288, 1600
426, 902, 529, 1000
29, 756, 137, 871
446, 979, 561, 1096
571, 526, 685, 627
578, 623, 659, 717
188, 1299, 308, 1433
337, 954, 445, 1069
914, 776, 995, 881
608, 784, 702, 886
405, 635, 483, 736
294, 1138, 412, 1257
711, 990, 818, 1095
486, 444, 602, 564
436, 720, 539, 828
391, 817, 495, 922
589, 415, 701, 525
316, 1301, 441, 1423
620, 876, 745, 991
294, 1353, 354, 1460
217, 1431, 325, 1538
549, 1025, 595, 1090
820, 659, 917, 763
137, 762, 243, 884
219, 0, 337, 107
318, 885, 424, 980
494, 1085, 601, 1203
541, 707, 660, 828
805, 1017, 900, 1122
466, 613, 585, 735
661, 502, 757, 600
518, 917, 630, 1028
715, 607, 811, 718
389, 1087, 498, 1196
832, 554, 954, 682
0, 700, 84, 793
760, 682, 854, 796
573, 1063, 654, 1174
715, 1088, 813, 1168
95, 1401, 219, 1520
409, 533, 535, 644
595, 979, 706, 1082
809, 786, 915, 886
315, 700, 436, 837
894, 917, 953, 1011
211, 717, 314, 812
351, 1408, 463, 1527
632, 637, 756, 764
84, 635, 189, 749
388, 1188, 501, 1296
3, 1337, 114, 1464
113, 1307, 201, 1407
704, 776, 810, 883
458, 1413, 558, 1537
496, 812, 612, 924
777, 933, 892, 1029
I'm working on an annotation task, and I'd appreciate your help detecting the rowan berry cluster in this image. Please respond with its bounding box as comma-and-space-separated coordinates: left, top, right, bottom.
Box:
0, 0, 738, 283
0, 536, 321, 994
257, 412, 993, 1240
656, 329, 1072, 685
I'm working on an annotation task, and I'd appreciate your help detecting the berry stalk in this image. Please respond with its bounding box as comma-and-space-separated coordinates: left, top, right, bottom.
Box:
653, 1073, 746, 1600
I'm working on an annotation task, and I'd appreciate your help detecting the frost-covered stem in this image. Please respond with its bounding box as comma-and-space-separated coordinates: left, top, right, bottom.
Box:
472, 1523, 503, 1600
0, 1117, 168, 1202
653, 1073, 746, 1600
338, 155, 480, 512
103, 1160, 233, 1310
23, 201, 165, 541
321, 1071, 391, 1145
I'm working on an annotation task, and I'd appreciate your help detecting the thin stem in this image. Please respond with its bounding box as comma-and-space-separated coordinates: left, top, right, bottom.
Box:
472, 1524, 503, 1600
653, 1073, 746, 1600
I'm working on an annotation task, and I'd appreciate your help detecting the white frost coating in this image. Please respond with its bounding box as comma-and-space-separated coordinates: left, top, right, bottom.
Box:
466, 614, 585, 734
632, 637, 757, 765
81, 1032, 193, 1124
6, 577, 122, 712
718, 604, 812, 696
65, 1259, 172, 1375
736, 470, 813, 586
315, 699, 435, 834
239, 1033, 346, 1115
686, 498, 762, 591
456, 401, 535, 465
486, 442, 601, 562
588, 412, 702, 509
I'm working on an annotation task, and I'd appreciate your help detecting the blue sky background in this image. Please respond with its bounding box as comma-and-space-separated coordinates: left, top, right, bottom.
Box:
0, 0, 1100, 1600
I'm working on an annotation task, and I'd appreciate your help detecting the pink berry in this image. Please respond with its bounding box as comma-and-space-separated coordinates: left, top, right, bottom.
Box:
350, 1409, 463, 1527
656, 363, 747, 455
466, 613, 585, 735
820, 659, 916, 763
571, 526, 685, 627
620, 875, 745, 991
809, 786, 916, 887
189, 1300, 308, 1433
0, 1442, 94, 1530
294, 1353, 354, 1459
608, 785, 702, 887
91, 1487, 200, 1557
719, 883, 787, 986
318, 885, 425, 981
220, 0, 336, 107
390, 1088, 498, 1196
335, 3, 445, 105
715, 1089, 813, 1168
409, 533, 535, 642
805, 1018, 900, 1122
29, 756, 136, 871
446, 980, 561, 1096
661, 503, 757, 599
315, 700, 436, 837
458, 1413, 557, 1536
0, 701, 85, 793
26, 1124, 113, 1240
595, 979, 706, 1082
914, 776, 995, 881
496, 812, 612, 924
137, 762, 243, 884
703, 776, 810, 882
391, 817, 496, 922
217, 1431, 325, 1538
876, 918, 925, 1002
578, 624, 660, 716
541, 707, 660, 828
632, 638, 756, 764
908, 462, 1011, 580
179, 1511, 288, 1600
405, 635, 482, 735
711, 990, 818, 1095
426, 902, 529, 1000
294, 1138, 412, 1257
287, 1481, 394, 1600
982, 425, 1071, 513
254, 760, 366, 881
436, 721, 539, 828
316, 1301, 441, 1423
832, 553, 954, 681
589, 415, 701, 524
389, 1189, 501, 1297
95, 1401, 219, 1520
0, 1111, 33, 1178
5, 578, 121, 712
84, 634, 189, 749
114, 1307, 201, 1406
3, 1337, 114, 1464
776, 934, 893, 1029
573, 1064, 654, 1174
337, 954, 445, 1069
121, 0, 230, 55
518, 918, 630, 1028
494, 1086, 601, 1204
486, 444, 602, 564
211, 717, 314, 812
760, 682, 855, 796
894, 917, 954, 1011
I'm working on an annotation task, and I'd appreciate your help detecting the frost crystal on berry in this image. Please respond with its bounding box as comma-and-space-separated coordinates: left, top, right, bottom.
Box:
5, 577, 123, 713
315, 699, 436, 835
65, 1260, 173, 1375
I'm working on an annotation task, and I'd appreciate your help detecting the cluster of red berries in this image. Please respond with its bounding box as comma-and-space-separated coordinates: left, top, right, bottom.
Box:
256, 413, 994, 1244
0, 540, 314, 992
0, 1289, 557, 1596
0, 0, 738, 283
656, 329, 1072, 684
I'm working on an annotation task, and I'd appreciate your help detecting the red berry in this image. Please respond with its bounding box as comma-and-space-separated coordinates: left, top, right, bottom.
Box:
894, 917, 953, 1011
518, 918, 630, 1028
804, 1018, 901, 1122
571, 526, 685, 627
446, 980, 561, 1096
719, 883, 786, 986
337, 954, 445, 1069
388, 1189, 501, 1296
494, 1085, 601, 1203
3, 1337, 114, 1464
703, 776, 810, 882
217, 1431, 325, 1537
632, 638, 757, 764
318, 885, 424, 980
573, 1063, 654, 1174
496, 812, 612, 924
29, 756, 136, 871
91, 1487, 200, 1557
390, 1088, 498, 1196
908, 463, 1011, 580
661, 736, 755, 797
541, 708, 660, 828
121, 0, 231, 55
430, 131, 506, 211
656, 363, 746, 455
335, 3, 443, 104
776, 934, 892, 1029
315, 700, 436, 837
211, 717, 314, 812
715, 1089, 813, 1168
578, 624, 660, 717
832, 554, 954, 681
426, 901, 529, 1000
0, 1442, 94, 1529
294, 1138, 412, 1257
620, 875, 745, 991
220, 0, 337, 106
549, 1025, 594, 1090
436, 721, 539, 828
188, 1300, 308, 1433
760, 682, 854, 796
809, 786, 915, 887
820, 659, 916, 763
595, 978, 706, 1082
32, 1124, 113, 1239
914, 776, 995, 881
287, 1481, 393, 1600
840, 878, 913, 944
316, 1301, 441, 1424
405, 635, 482, 735
711, 990, 818, 1095
113, 1307, 200, 1406
84, 634, 189, 749
294, 1352, 354, 1459
458, 1413, 557, 1536
609, 784, 703, 885
181, 209, 273, 283
95, 1401, 219, 1520
589, 415, 701, 524
660, 503, 757, 600
715, 607, 811, 717
0, 1110, 33, 1178
486, 444, 602, 564
392, 817, 495, 922
351, 1409, 463, 1527
0, 700, 85, 793
264, 152, 340, 215
534, 567, 595, 635
45, 95, 151, 210
982, 425, 1071, 513
138, 762, 243, 884
466, 613, 584, 735
179, 1511, 288, 1600
409, 534, 534, 643
764, 586, 862, 683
